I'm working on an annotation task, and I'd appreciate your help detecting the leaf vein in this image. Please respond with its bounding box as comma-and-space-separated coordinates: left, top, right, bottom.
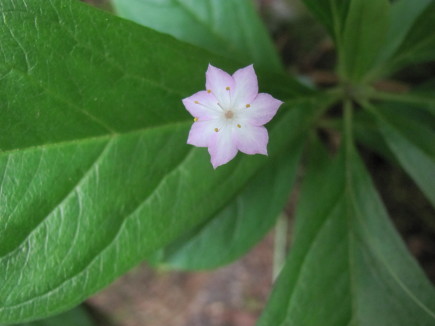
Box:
4, 149, 44, 228
0, 145, 195, 311
280, 190, 345, 326
0, 139, 113, 259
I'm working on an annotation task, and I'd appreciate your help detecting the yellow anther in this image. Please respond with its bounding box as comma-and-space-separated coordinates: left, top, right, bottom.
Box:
214, 128, 219, 132
207, 89, 211, 93
193, 117, 198, 122
194, 101, 199, 104
237, 124, 241, 128
226, 86, 230, 90
246, 104, 250, 108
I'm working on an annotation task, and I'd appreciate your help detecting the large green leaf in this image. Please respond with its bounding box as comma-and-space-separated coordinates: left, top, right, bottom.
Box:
258, 141, 435, 326
339, 0, 390, 82
368, 103, 435, 208
0, 0, 315, 323
111, 0, 283, 73
4, 306, 94, 326
150, 134, 304, 270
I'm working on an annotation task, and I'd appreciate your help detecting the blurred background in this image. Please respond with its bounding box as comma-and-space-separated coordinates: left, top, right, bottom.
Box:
68, 1, 435, 325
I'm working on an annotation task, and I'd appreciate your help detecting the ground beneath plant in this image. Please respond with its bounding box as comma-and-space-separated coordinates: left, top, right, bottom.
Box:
87, 233, 275, 326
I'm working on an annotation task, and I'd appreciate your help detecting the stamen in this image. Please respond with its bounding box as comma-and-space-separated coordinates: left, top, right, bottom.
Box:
194, 101, 199, 104
207, 89, 211, 93
226, 86, 230, 91
237, 124, 241, 128
246, 104, 250, 108
193, 117, 198, 122
214, 128, 219, 132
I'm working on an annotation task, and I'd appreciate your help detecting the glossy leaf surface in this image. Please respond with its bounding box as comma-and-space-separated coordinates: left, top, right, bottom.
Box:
258, 142, 435, 326
111, 0, 283, 72
0, 0, 313, 323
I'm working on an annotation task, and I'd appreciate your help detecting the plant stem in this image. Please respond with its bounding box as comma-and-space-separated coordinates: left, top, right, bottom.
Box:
273, 214, 288, 280
343, 99, 353, 158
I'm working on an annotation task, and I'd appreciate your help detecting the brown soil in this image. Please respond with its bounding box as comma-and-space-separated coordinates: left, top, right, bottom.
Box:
87, 233, 275, 326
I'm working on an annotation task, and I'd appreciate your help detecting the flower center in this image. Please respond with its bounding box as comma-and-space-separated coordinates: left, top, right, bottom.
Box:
225, 110, 234, 119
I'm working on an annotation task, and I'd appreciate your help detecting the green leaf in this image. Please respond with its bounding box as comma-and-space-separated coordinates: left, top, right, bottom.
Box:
412, 80, 435, 116
0, 0, 316, 322
352, 111, 397, 162
374, 0, 433, 72
258, 142, 435, 326
150, 137, 304, 270
368, 103, 435, 208
301, 0, 350, 43
369, 88, 435, 117
339, 0, 390, 82
111, 0, 283, 73
376, 1, 435, 77
303, 0, 390, 82
3, 306, 95, 326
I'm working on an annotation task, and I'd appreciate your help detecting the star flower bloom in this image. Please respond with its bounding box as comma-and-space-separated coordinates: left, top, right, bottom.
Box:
182, 64, 283, 169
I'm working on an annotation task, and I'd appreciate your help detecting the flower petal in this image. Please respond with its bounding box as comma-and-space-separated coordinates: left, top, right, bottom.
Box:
187, 120, 217, 147
208, 128, 238, 169
234, 124, 268, 155
206, 64, 234, 109
244, 93, 283, 126
232, 64, 258, 107
182, 90, 220, 120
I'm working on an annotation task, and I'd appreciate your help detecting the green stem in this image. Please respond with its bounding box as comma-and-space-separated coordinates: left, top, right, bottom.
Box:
343, 99, 354, 158
273, 214, 288, 280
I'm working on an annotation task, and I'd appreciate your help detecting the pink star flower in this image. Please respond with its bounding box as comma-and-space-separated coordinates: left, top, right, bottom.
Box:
182, 64, 283, 169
